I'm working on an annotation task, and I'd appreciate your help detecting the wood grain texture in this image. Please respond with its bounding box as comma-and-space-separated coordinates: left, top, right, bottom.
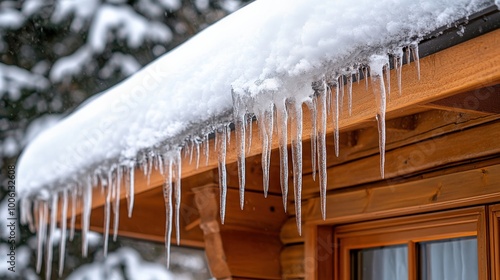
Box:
305, 163, 500, 225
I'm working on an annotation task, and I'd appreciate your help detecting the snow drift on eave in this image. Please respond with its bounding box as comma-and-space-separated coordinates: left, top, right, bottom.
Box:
18, 0, 494, 198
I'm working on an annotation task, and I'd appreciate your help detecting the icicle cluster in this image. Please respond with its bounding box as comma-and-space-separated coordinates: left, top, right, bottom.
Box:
20, 44, 421, 277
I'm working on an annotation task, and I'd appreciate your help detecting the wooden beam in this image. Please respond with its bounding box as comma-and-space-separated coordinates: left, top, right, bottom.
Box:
89, 28, 500, 215
193, 186, 232, 279
304, 162, 500, 225
424, 84, 500, 115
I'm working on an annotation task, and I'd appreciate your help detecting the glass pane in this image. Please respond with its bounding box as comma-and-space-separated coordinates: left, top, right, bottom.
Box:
351, 245, 408, 280
420, 237, 478, 280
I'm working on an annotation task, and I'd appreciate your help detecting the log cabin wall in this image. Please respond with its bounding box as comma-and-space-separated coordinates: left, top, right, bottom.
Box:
280, 106, 500, 279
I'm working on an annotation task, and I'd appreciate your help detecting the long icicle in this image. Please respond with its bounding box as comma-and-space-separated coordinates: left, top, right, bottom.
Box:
163, 158, 173, 269
318, 86, 328, 220
370, 55, 388, 178
204, 134, 210, 166
82, 177, 92, 257
217, 126, 228, 224
277, 101, 289, 212
246, 115, 253, 154
259, 106, 273, 197
174, 151, 182, 245
113, 167, 122, 241
308, 97, 317, 181
69, 187, 77, 241
347, 73, 353, 116
289, 98, 303, 236
36, 200, 48, 273
384, 63, 391, 99
59, 189, 68, 277
333, 81, 340, 157
232, 90, 246, 210
128, 163, 135, 218
195, 141, 200, 169
46, 193, 58, 279
103, 175, 112, 256
339, 75, 345, 114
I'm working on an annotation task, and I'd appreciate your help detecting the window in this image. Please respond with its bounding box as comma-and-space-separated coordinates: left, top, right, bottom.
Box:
334, 207, 489, 280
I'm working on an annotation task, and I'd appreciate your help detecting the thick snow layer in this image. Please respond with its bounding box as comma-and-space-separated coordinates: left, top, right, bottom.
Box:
18, 0, 494, 199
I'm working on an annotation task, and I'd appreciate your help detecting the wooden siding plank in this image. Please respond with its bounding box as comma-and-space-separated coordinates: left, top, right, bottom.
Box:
304, 163, 500, 225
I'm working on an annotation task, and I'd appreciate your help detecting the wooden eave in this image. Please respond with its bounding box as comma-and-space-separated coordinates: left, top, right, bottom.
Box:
79, 18, 500, 280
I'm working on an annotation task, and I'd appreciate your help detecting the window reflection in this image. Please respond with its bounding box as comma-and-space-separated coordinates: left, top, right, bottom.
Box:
420, 237, 478, 280
352, 245, 408, 280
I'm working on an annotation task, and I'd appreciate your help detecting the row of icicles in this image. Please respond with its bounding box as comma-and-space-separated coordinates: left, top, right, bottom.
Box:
20, 44, 420, 279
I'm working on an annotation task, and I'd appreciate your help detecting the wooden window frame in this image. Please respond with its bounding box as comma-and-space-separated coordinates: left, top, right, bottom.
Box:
490, 204, 500, 280
333, 207, 488, 280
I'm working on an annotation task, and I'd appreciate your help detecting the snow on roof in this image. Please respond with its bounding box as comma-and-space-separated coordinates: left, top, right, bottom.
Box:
16, 0, 497, 277
18, 0, 494, 198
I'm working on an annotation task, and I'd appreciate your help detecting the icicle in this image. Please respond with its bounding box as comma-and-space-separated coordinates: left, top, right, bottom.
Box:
323, 78, 331, 116
370, 55, 388, 178
332, 81, 340, 157
356, 66, 361, 84
36, 200, 48, 273
259, 106, 273, 197
338, 76, 345, 114
163, 159, 173, 268
46, 193, 58, 280
216, 126, 228, 224
363, 67, 369, 90
246, 115, 253, 154
405, 46, 411, 67
307, 97, 318, 181
158, 154, 165, 175
318, 87, 328, 220
232, 90, 246, 210
204, 134, 210, 166
59, 189, 68, 277
140, 154, 147, 176
384, 62, 391, 99
22, 197, 35, 233
347, 73, 353, 116
113, 167, 122, 241
147, 156, 153, 186
69, 187, 77, 241
288, 99, 303, 236
393, 48, 403, 96
188, 141, 194, 165
195, 141, 200, 169
174, 151, 182, 246
103, 177, 112, 256
128, 163, 135, 218
410, 43, 420, 80
82, 177, 92, 257
277, 102, 289, 212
